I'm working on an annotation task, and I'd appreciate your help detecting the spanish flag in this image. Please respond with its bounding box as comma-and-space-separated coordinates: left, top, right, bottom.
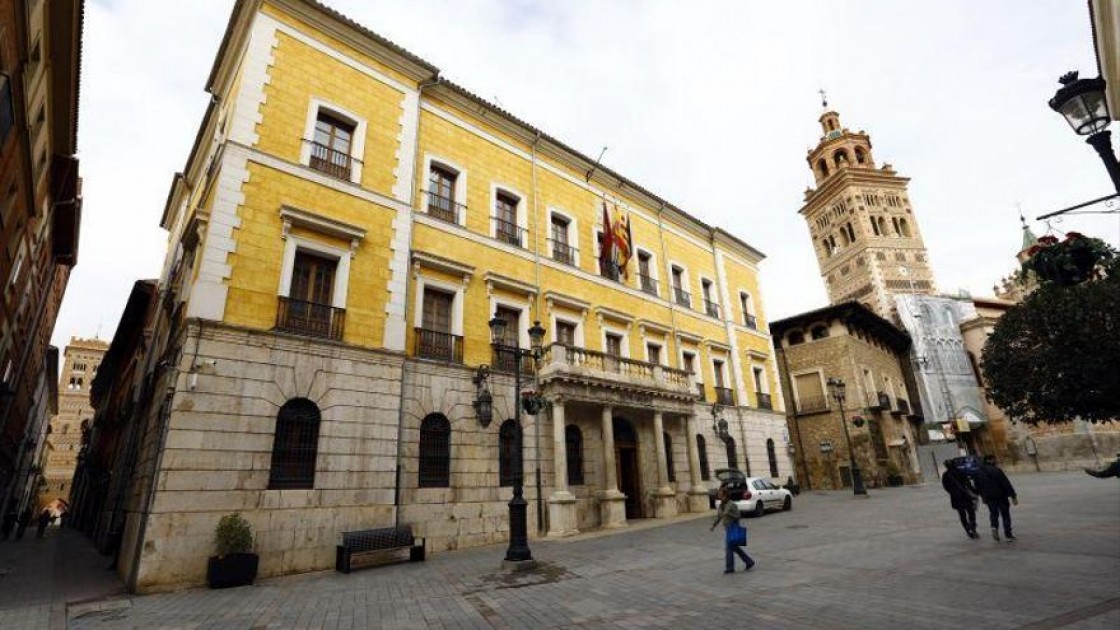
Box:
613, 210, 633, 278
599, 201, 614, 277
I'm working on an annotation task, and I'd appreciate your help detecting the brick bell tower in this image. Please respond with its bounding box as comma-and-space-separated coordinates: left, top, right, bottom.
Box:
799, 106, 937, 321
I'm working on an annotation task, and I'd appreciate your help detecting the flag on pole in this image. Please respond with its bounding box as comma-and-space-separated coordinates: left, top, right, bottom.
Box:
599, 200, 614, 277
614, 211, 633, 277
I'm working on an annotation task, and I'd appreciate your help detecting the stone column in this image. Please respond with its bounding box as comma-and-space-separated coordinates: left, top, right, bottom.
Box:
547, 399, 578, 537
652, 410, 678, 518
599, 405, 627, 528
684, 414, 709, 512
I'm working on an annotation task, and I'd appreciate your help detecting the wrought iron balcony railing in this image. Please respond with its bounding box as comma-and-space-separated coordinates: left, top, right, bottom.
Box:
424, 191, 466, 224
638, 273, 658, 296
493, 216, 527, 248
549, 239, 578, 266
673, 286, 691, 308
414, 328, 463, 363
757, 392, 773, 410
491, 346, 535, 374
704, 299, 721, 319
715, 386, 735, 406
276, 296, 345, 341
306, 140, 356, 181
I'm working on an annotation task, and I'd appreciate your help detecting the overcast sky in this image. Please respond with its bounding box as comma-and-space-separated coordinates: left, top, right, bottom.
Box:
56, 0, 1118, 350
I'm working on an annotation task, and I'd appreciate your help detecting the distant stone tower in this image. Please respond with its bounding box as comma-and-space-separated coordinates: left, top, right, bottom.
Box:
800, 109, 937, 321
40, 337, 108, 505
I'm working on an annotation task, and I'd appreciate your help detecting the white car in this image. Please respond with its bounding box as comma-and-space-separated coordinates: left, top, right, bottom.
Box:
733, 477, 793, 517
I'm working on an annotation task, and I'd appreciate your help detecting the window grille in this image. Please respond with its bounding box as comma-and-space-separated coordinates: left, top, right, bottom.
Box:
419, 414, 451, 488
565, 425, 584, 486
767, 438, 779, 478
499, 420, 520, 487
268, 398, 321, 489
664, 432, 675, 482
697, 434, 710, 481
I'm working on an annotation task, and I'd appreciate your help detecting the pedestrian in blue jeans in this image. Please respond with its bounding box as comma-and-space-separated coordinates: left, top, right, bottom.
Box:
976, 455, 1018, 541
710, 486, 754, 573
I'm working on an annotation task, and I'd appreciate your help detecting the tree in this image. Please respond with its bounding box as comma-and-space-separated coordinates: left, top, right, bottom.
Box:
981, 257, 1120, 424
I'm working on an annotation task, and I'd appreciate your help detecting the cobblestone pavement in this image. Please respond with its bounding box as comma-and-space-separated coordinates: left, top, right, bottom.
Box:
12, 471, 1120, 629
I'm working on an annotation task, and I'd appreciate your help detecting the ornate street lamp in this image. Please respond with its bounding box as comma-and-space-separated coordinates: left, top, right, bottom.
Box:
472, 365, 493, 428
1049, 71, 1120, 194
488, 315, 547, 565
711, 404, 730, 442
826, 377, 868, 496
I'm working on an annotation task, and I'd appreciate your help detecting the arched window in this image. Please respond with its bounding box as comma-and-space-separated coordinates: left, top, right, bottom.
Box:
834, 150, 849, 167
663, 432, 676, 483
810, 325, 830, 340
838, 229, 850, 247
697, 434, 710, 481
269, 398, 321, 489
899, 218, 911, 237
767, 438, 779, 478
565, 425, 584, 486
817, 159, 829, 178
855, 148, 866, 164
419, 414, 451, 488
725, 437, 738, 470
788, 331, 805, 346
499, 420, 520, 487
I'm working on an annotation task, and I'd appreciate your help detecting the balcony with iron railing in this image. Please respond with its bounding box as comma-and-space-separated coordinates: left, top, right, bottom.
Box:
276, 297, 345, 341
538, 344, 694, 397
704, 299, 721, 319
549, 239, 578, 266
491, 345, 536, 374
673, 286, 691, 308
414, 328, 463, 363
305, 140, 358, 181
744, 313, 757, 330
892, 398, 911, 415
714, 386, 735, 406
867, 391, 891, 411
795, 395, 829, 415
638, 273, 658, 296
493, 216, 528, 248
424, 190, 466, 224
757, 392, 773, 410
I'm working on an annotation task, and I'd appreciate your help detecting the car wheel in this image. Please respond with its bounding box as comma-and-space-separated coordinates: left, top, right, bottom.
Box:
782, 496, 792, 511
754, 500, 766, 517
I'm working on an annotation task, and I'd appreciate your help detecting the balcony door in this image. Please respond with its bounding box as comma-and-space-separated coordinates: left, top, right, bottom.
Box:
493, 306, 521, 372
420, 288, 455, 361
285, 251, 337, 337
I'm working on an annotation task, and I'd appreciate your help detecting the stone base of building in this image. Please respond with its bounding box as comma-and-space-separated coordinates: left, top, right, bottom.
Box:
547, 492, 579, 538
600, 490, 627, 528
654, 487, 678, 518
687, 488, 711, 512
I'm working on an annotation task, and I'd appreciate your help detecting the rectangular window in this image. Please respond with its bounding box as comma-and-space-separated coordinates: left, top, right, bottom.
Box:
637, 251, 656, 295
556, 320, 576, 346
427, 165, 457, 223
290, 252, 336, 306
702, 279, 719, 318
682, 352, 695, 376
646, 343, 661, 365
0, 74, 12, 141
550, 215, 574, 265
794, 373, 826, 413
605, 333, 622, 357
278, 251, 341, 340
671, 266, 690, 307
494, 193, 521, 247
713, 360, 725, 388
309, 112, 355, 180
493, 305, 521, 371
421, 288, 453, 333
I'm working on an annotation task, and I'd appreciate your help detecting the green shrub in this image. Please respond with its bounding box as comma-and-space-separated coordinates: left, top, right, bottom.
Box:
213, 513, 253, 556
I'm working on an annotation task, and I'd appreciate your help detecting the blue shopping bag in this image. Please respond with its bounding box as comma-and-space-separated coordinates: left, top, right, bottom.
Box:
726, 521, 747, 547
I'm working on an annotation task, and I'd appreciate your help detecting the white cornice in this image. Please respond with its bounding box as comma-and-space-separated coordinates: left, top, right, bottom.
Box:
411, 250, 474, 280
484, 272, 537, 297
595, 306, 634, 325
543, 291, 590, 314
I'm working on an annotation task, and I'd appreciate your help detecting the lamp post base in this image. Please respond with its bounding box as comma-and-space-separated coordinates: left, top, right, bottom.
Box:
851, 467, 869, 496
502, 558, 539, 572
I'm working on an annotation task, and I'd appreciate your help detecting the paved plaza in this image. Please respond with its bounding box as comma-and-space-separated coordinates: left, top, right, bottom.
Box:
2, 471, 1117, 629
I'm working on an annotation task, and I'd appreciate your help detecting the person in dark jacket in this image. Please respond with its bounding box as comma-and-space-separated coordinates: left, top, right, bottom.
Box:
975, 455, 1018, 541
941, 460, 979, 538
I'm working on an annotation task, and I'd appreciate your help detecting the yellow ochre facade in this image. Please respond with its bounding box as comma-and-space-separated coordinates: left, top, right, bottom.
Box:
118, 0, 791, 591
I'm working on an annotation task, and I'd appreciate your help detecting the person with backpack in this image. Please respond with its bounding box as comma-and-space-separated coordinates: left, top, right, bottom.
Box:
710, 486, 754, 574
941, 459, 979, 539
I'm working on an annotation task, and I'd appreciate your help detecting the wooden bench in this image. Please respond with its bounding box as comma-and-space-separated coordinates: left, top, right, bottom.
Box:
335, 525, 426, 574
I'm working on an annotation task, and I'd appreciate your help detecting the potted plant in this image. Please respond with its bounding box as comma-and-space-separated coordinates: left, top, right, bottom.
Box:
1022, 232, 1115, 286
206, 513, 258, 589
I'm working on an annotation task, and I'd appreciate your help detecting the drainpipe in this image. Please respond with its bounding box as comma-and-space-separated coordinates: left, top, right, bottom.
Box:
395, 73, 440, 528
529, 131, 545, 534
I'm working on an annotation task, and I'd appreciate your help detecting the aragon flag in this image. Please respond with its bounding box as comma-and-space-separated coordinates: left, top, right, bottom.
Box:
614, 211, 633, 277
599, 200, 614, 277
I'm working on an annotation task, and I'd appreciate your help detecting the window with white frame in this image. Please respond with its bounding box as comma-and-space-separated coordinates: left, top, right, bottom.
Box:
493, 188, 524, 248
277, 233, 352, 341
549, 211, 578, 266
739, 291, 756, 329
427, 163, 459, 223
637, 250, 657, 296
701, 278, 719, 318
646, 342, 662, 365
300, 99, 366, 184
555, 319, 577, 347
712, 358, 733, 405
671, 265, 690, 307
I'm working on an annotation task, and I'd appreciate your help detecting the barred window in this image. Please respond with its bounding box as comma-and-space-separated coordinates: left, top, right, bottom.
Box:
725, 437, 738, 471
499, 420, 520, 487
664, 432, 675, 483
767, 438, 779, 478
419, 414, 451, 488
268, 398, 321, 489
565, 425, 584, 486
697, 434, 710, 481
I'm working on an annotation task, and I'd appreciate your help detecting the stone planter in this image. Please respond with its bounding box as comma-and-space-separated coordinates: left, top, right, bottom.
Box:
206, 553, 259, 589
